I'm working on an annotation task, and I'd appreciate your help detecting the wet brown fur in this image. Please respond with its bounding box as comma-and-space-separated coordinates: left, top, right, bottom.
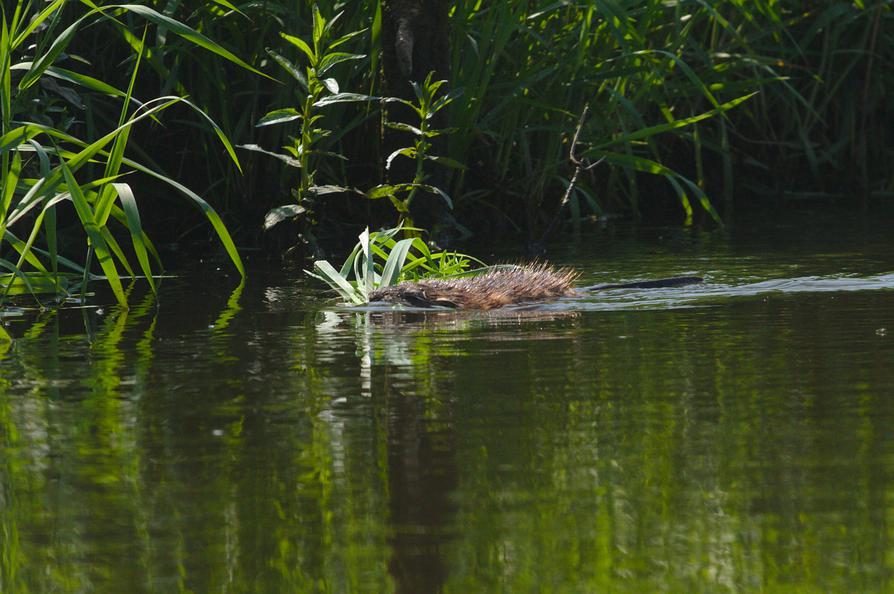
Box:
369, 264, 579, 309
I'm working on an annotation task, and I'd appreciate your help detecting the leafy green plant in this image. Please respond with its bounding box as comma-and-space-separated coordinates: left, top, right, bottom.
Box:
367, 72, 463, 227
307, 226, 484, 305
1, 1, 255, 307
242, 5, 373, 237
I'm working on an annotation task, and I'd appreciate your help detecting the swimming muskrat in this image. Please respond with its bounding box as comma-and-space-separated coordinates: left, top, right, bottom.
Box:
368, 264, 703, 309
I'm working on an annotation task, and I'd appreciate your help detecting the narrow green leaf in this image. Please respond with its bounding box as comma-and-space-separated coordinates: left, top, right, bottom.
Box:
256, 108, 302, 127
313, 92, 377, 108
1, 151, 21, 225
317, 52, 365, 75
18, 13, 91, 91
591, 92, 757, 150
331, 28, 368, 50
380, 238, 415, 287
307, 185, 358, 196
113, 182, 156, 294
115, 4, 269, 78
664, 174, 694, 225
338, 242, 362, 278
425, 155, 467, 170
119, 157, 245, 279
385, 147, 415, 171
11, 0, 65, 48
209, 0, 246, 17
61, 163, 128, 307
385, 121, 424, 136
366, 184, 398, 200
369, 1, 382, 95
100, 227, 135, 277
45, 66, 127, 97
266, 49, 307, 91
281, 33, 316, 66
312, 5, 326, 50
417, 184, 454, 209
238, 144, 301, 168
3, 229, 49, 273
594, 152, 675, 175
313, 260, 363, 304
45, 202, 58, 289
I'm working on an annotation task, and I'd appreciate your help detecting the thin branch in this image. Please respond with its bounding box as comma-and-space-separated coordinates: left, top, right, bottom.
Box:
534, 104, 602, 254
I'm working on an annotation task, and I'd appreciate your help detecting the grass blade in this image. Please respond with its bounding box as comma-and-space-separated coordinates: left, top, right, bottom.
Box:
379, 238, 414, 286
113, 182, 156, 294
61, 162, 127, 307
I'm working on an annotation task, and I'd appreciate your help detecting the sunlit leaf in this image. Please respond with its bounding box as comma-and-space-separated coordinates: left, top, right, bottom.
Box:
264, 204, 307, 230
282, 32, 316, 65
113, 183, 156, 294
313, 92, 376, 108
238, 144, 301, 168
256, 108, 302, 127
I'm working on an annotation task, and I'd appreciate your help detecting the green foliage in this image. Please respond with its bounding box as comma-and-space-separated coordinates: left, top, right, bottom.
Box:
368, 72, 464, 227
3, 0, 888, 270
445, 1, 892, 225
308, 225, 485, 305
242, 5, 373, 239
0, 0, 251, 306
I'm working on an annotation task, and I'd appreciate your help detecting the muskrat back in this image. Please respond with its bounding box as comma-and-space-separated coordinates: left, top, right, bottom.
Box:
369, 264, 578, 309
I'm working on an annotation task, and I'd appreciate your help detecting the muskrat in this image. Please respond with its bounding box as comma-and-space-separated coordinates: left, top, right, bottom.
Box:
368, 264, 702, 309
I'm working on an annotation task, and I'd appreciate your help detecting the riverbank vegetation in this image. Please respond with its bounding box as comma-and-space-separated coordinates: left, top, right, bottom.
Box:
1, 1, 891, 302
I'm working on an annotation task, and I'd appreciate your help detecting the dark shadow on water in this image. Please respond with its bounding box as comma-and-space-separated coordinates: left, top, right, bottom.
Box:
386, 385, 456, 594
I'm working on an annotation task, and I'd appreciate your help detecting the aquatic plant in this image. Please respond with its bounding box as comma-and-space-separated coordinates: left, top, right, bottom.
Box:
5, 1, 887, 260
0, 1, 258, 307
366, 72, 463, 228
242, 5, 374, 244
307, 226, 484, 305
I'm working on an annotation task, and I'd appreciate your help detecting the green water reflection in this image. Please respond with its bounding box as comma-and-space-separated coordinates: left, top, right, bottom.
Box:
2, 224, 894, 593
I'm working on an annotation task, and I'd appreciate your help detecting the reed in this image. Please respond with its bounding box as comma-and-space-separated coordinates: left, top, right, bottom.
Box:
0, 1, 257, 306
5, 1, 888, 266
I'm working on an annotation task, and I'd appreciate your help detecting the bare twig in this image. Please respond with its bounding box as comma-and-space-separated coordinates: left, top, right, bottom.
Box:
533, 105, 602, 254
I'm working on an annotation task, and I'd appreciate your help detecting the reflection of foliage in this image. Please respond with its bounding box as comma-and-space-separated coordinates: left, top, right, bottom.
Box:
1, 278, 894, 591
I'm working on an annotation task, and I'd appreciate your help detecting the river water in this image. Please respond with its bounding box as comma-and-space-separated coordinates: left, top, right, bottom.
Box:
1, 217, 893, 593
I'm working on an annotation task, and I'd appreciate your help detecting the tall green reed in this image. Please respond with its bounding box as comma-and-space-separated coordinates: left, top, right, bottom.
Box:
35, 1, 891, 247
1, 1, 257, 307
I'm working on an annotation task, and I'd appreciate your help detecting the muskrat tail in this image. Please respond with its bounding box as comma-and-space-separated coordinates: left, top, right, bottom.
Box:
580, 275, 704, 291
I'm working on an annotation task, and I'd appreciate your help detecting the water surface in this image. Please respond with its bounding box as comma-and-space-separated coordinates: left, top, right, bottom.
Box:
2, 218, 894, 593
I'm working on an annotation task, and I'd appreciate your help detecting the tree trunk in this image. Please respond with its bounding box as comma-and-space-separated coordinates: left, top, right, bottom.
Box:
381, 0, 452, 241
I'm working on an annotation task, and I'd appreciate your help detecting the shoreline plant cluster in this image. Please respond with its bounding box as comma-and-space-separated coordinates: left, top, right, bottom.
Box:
1, 1, 891, 308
